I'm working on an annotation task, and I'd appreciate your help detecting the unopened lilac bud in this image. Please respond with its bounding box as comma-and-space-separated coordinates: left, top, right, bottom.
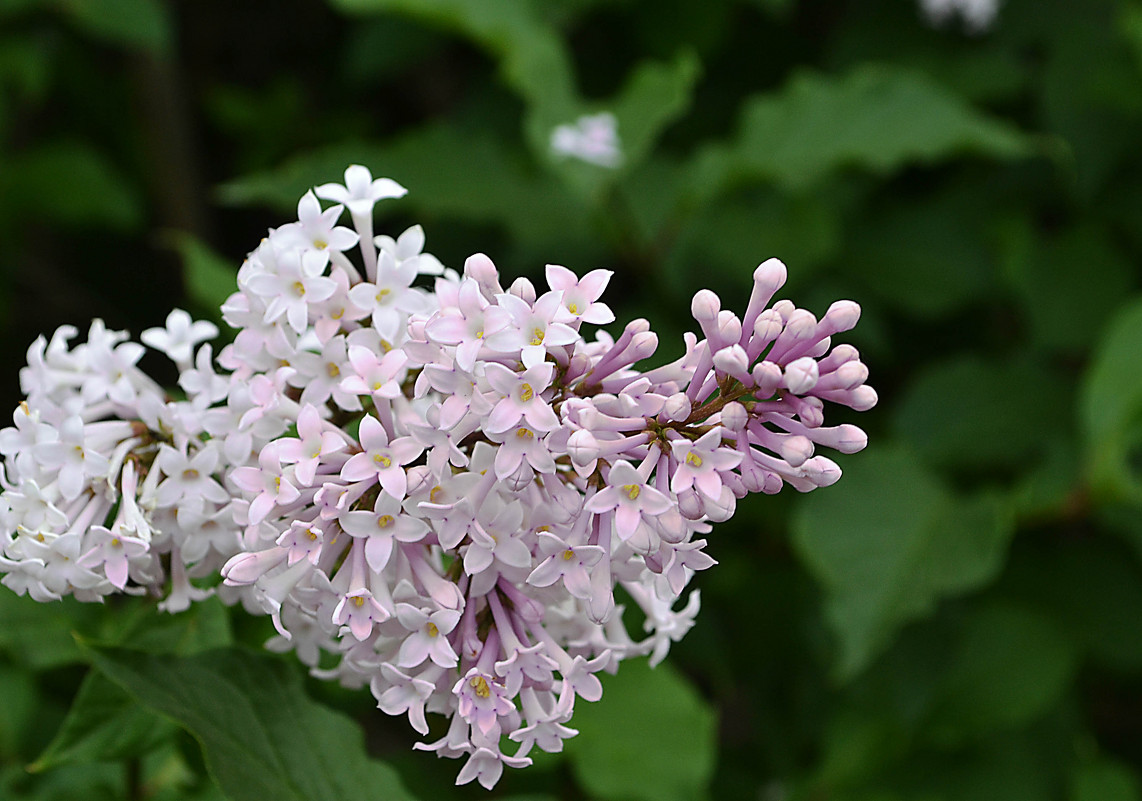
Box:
628, 331, 659, 363
567, 429, 600, 465
676, 488, 704, 520
802, 456, 841, 488
831, 424, 868, 454
720, 401, 747, 431
705, 486, 736, 522
847, 385, 878, 412
716, 311, 741, 345
752, 361, 782, 397
509, 276, 536, 304
405, 465, 433, 496
779, 434, 814, 467
772, 299, 796, 322
817, 343, 859, 374
655, 508, 689, 543
762, 471, 784, 494
463, 253, 503, 298
221, 548, 286, 585
691, 289, 720, 324
664, 393, 691, 422
408, 319, 427, 340
783, 356, 819, 394
822, 300, 861, 334
752, 310, 783, 352
712, 344, 751, 382
826, 360, 869, 392
754, 257, 787, 289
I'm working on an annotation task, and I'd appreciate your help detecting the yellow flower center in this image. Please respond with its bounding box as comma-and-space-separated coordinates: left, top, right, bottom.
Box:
686, 452, 703, 468
568, 302, 580, 315
182, 469, 199, 481
292, 281, 306, 297
306, 529, 318, 541
530, 327, 545, 346
326, 362, 340, 378
470, 675, 491, 698
373, 454, 392, 468
624, 484, 641, 500
426, 622, 439, 637
313, 238, 328, 250
520, 383, 534, 402
516, 427, 534, 439
562, 549, 575, 561
377, 515, 394, 529
352, 595, 365, 607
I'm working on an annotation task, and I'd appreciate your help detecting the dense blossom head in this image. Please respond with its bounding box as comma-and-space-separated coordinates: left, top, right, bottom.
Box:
0, 165, 874, 789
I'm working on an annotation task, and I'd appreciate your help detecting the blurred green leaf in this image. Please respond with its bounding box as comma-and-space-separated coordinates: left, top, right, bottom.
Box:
0, 139, 141, 230
565, 658, 716, 801
1005, 222, 1134, 354
0, 761, 125, 801
792, 447, 1015, 680
88, 646, 418, 801
1071, 758, 1142, 801
52, 0, 171, 55
692, 64, 1037, 197
330, 0, 576, 137
0, 663, 38, 761
1081, 296, 1142, 504
0, 593, 101, 668
170, 234, 239, 320
30, 670, 175, 771
925, 603, 1076, 745
893, 356, 1064, 472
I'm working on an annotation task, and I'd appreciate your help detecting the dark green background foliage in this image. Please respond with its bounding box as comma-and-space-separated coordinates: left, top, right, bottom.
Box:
2, 0, 1142, 798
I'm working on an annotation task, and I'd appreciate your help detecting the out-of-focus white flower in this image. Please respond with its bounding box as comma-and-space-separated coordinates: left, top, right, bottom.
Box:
920, 0, 1000, 32
550, 112, 623, 168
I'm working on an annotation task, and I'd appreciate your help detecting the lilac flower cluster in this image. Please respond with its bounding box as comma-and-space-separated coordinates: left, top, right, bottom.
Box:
0, 166, 875, 789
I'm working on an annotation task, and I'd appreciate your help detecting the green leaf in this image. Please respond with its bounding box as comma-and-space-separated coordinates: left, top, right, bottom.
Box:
0, 664, 38, 761
0, 139, 141, 230
87, 646, 418, 801
692, 64, 1037, 197
329, 0, 576, 128
30, 670, 175, 771
52, 0, 172, 55
1005, 222, 1134, 355
892, 356, 1065, 473
565, 658, 716, 801
792, 446, 1015, 680
0, 593, 102, 668
1071, 758, 1142, 801
924, 603, 1077, 745
170, 234, 238, 320
1081, 297, 1142, 505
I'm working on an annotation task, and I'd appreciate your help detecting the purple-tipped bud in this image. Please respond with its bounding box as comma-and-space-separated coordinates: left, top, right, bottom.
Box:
664, 393, 691, 423
505, 461, 534, 491
720, 401, 748, 431
567, 430, 600, 465
655, 508, 689, 543
712, 344, 751, 383
783, 356, 819, 394
509, 276, 536, 304
780, 434, 814, 467
691, 289, 720, 324
221, 548, 287, 585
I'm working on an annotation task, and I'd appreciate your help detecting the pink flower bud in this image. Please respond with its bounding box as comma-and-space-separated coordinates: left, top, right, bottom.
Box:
783, 356, 819, 394
690, 289, 720, 323
566, 430, 600, 465
664, 393, 691, 422
720, 401, 747, 431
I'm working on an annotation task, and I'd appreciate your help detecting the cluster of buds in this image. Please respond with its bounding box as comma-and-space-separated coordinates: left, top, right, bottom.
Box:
0, 166, 874, 789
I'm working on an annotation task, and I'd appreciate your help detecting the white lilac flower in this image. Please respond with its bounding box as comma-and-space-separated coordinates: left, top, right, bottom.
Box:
920, 0, 1000, 32
2, 166, 876, 790
550, 112, 624, 168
